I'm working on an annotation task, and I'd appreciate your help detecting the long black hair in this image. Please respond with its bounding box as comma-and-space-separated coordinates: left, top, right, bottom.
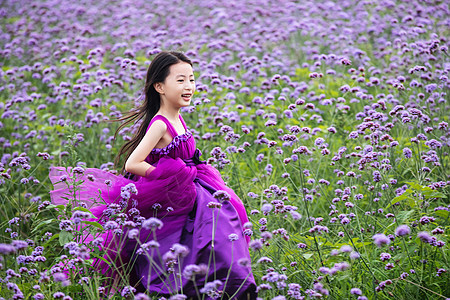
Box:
111, 51, 192, 174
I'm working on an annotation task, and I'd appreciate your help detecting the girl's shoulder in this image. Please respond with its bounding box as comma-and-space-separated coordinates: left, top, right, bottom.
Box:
150, 114, 169, 123
146, 115, 168, 133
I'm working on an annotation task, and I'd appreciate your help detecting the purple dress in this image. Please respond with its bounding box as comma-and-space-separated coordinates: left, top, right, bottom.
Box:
49, 114, 257, 299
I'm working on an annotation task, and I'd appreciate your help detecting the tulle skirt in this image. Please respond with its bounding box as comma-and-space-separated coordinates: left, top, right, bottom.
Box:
49, 157, 256, 298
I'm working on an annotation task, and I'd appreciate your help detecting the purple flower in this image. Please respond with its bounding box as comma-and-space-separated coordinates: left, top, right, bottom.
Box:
212, 190, 230, 201
169, 295, 188, 300
228, 233, 239, 242
417, 231, 432, 243
0, 243, 16, 255
172, 243, 190, 258
375, 279, 393, 292
91, 237, 104, 247
72, 167, 84, 175
261, 231, 273, 241
350, 251, 361, 260
395, 225, 411, 237
419, 216, 435, 225
372, 171, 381, 182
183, 264, 201, 280
403, 147, 412, 158
341, 217, 350, 225
340, 245, 352, 253
261, 203, 273, 213
341, 58, 352, 65
380, 253, 391, 262
139, 240, 160, 251
53, 272, 67, 282
121, 286, 136, 297
249, 240, 263, 251
104, 221, 119, 230
297, 243, 307, 249
349, 131, 359, 139
238, 258, 251, 267
425, 139, 442, 149
372, 233, 391, 247
350, 288, 362, 295
53, 292, 65, 299
120, 190, 131, 200
134, 293, 150, 300
290, 211, 302, 220
128, 229, 139, 239
257, 256, 273, 264
432, 227, 444, 235
265, 119, 277, 127
142, 217, 163, 230
207, 201, 222, 209
59, 220, 74, 232
200, 280, 223, 296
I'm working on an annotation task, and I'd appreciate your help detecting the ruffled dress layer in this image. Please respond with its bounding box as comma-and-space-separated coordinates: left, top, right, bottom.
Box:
49, 114, 257, 299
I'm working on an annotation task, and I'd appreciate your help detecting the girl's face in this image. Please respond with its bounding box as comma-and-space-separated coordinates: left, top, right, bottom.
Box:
157, 62, 195, 109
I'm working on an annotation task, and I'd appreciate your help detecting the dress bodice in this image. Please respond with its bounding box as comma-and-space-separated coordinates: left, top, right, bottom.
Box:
145, 114, 196, 165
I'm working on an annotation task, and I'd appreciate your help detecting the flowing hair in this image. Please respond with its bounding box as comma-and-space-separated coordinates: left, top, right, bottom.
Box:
109, 51, 192, 174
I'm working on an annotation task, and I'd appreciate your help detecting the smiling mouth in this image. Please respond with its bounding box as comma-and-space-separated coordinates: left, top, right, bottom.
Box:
182, 94, 191, 99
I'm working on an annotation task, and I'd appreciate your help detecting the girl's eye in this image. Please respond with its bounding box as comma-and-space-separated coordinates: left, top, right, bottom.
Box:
177, 80, 184, 82
190, 79, 195, 82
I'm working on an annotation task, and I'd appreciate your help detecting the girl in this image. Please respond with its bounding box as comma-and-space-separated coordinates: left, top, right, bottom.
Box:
49, 51, 257, 299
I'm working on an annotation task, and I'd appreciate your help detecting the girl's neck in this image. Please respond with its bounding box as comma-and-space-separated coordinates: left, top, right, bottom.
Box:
157, 105, 180, 121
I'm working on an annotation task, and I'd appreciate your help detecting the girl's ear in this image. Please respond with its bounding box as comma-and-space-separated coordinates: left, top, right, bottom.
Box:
153, 82, 165, 94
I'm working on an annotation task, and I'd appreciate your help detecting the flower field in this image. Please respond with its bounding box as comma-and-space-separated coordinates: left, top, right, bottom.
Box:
0, 0, 449, 299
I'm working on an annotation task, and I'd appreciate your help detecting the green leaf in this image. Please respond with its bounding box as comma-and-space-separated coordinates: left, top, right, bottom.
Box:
405, 181, 422, 190
337, 273, 351, 280
386, 190, 414, 209
435, 210, 449, 219
51, 149, 61, 156
47, 204, 66, 210
422, 188, 446, 199
44, 233, 59, 247
73, 206, 92, 213
396, 210, 415, 223
302, 253, 314, 259
407, 197, 416, 208
404, 181, 446, 198
81, 220, 104, 231
286, 269, 306, 279
354, 241, 372, 247
59, 230, 74, 246
31, 219, 55, 233
88, 252, 111, 267
73, 206, 96, 218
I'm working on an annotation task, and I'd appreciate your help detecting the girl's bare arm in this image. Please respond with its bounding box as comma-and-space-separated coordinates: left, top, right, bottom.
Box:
125, 120, 167, 177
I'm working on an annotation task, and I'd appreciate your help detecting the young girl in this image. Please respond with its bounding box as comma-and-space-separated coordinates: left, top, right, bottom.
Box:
49, 51, 257, 299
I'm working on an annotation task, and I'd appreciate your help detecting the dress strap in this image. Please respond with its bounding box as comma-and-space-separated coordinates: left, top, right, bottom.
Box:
147, 115, 178, 138
179, 114, 188, 131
